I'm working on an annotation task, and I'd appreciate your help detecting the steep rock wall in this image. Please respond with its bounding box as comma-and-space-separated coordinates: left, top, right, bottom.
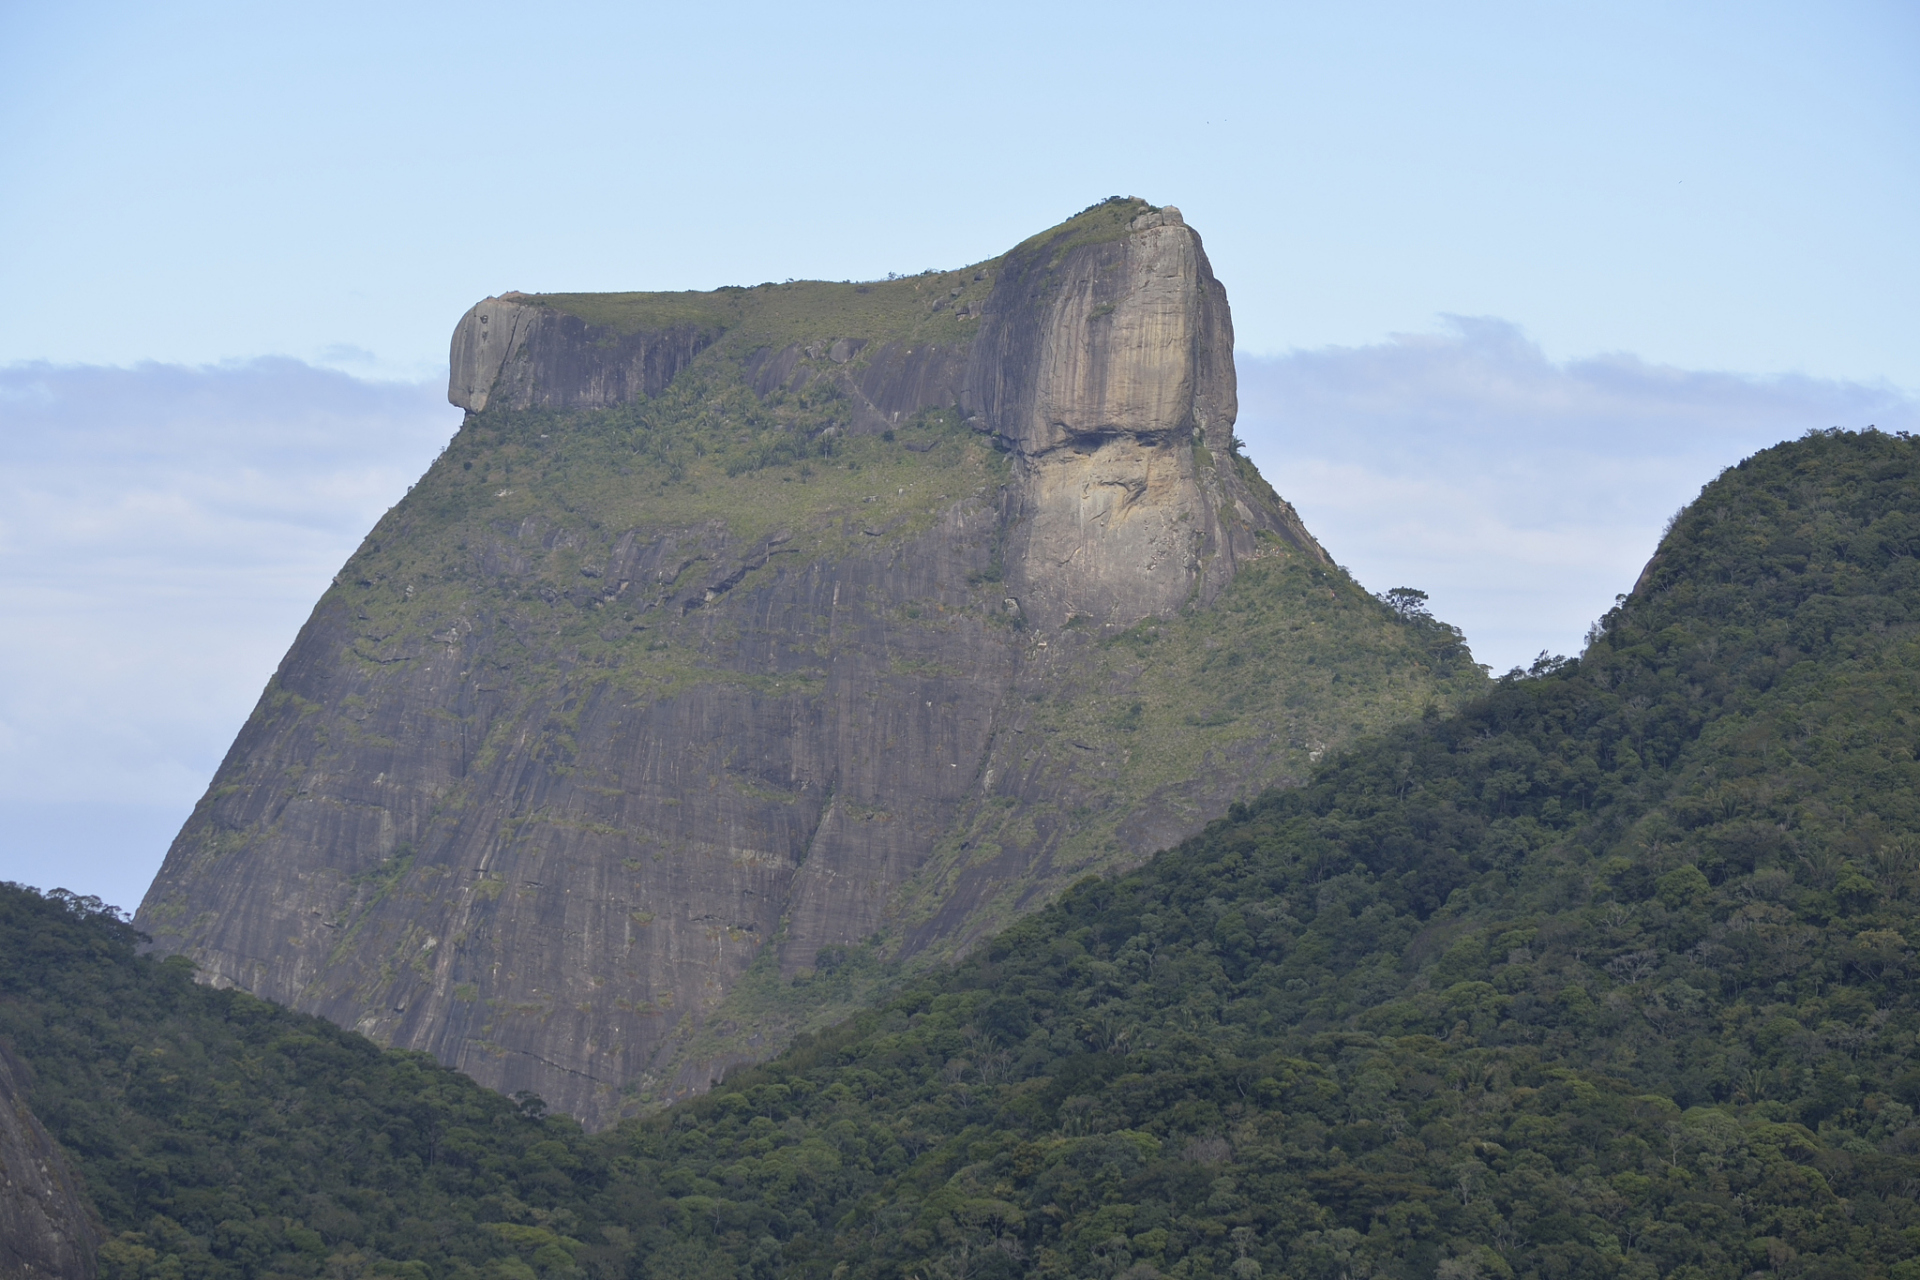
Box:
139, 201, 1474, 1126
449, 294, 719, 413
158, 501, 1014, 1120
964, 205, 1313, 629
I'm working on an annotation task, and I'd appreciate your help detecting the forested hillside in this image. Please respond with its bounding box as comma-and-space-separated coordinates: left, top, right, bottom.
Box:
6, 427, 1919, 1280
616, 427, 1920, 1280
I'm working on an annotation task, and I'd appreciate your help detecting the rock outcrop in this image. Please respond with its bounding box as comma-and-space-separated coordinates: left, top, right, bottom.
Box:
0, 1046, 101, 1280
975, 205, 1258, 629
138, 199, 1481, 1126
449, 293, 721, 413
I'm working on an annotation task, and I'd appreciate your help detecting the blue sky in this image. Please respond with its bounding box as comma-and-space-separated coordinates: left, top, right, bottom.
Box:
4, 1, 1915, 384
1, 1, 1915, 908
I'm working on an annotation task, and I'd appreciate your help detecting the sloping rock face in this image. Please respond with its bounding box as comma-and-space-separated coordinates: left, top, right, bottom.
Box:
0, 1046, 101, 1280
138, 200, 1481, 1126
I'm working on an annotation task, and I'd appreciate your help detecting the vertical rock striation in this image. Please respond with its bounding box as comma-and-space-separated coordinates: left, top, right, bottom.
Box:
448, 292, 723, 414
138, 199, 1478, 1126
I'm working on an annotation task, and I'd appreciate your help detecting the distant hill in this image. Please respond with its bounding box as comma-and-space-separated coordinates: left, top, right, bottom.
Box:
9, 428, 1919, 1279
134, 199, 1482, 1123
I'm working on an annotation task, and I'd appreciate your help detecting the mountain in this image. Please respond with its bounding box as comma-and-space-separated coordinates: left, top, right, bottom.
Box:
10, 427, 1917, 1280
134, 198, 1481, 1124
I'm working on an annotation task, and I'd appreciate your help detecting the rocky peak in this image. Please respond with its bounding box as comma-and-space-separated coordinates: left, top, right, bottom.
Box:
960, 202, 1270, 629
966, 203, 1218, 455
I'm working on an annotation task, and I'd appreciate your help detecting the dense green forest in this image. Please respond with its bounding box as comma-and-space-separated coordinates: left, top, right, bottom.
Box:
6, 428, 1919, 1280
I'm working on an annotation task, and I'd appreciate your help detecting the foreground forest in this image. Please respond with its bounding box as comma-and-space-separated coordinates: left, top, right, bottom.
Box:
5, 428, 1919, 1279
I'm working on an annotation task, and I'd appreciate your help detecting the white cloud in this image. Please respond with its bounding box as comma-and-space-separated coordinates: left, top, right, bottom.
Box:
2, 335, 1913, 911
0, 359, 459, 911
1235, 318, 1918, 674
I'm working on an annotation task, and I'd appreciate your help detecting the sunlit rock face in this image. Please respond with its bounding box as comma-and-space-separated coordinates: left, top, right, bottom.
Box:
967, 206, 1270, 630
139, 201, 1434, 1130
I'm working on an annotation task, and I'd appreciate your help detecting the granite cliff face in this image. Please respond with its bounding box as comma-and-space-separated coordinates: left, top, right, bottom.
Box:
138, 200, 1482, 1126
448, 293, 719, 414
980, 206, 1252, 631
0, 1046, 100, 1280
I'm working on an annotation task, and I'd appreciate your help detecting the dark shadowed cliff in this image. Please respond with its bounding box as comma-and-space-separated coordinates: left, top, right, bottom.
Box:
137, 199, 1484, 1126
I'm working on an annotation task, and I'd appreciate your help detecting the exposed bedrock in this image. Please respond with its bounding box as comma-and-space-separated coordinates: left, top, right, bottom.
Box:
138, 202, 1457, 1127
146, 504, 1017, 1124
965, 205, 1308, 628
449, 294, 718, 413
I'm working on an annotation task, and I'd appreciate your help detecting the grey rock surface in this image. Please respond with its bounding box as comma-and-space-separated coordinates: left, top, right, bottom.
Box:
449, 294, 718, 413
967, 205, 1278, 629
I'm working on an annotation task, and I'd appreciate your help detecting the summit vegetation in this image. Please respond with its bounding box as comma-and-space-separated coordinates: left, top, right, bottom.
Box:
7, 427, 1920, 1280
525, 196, 1152, 346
